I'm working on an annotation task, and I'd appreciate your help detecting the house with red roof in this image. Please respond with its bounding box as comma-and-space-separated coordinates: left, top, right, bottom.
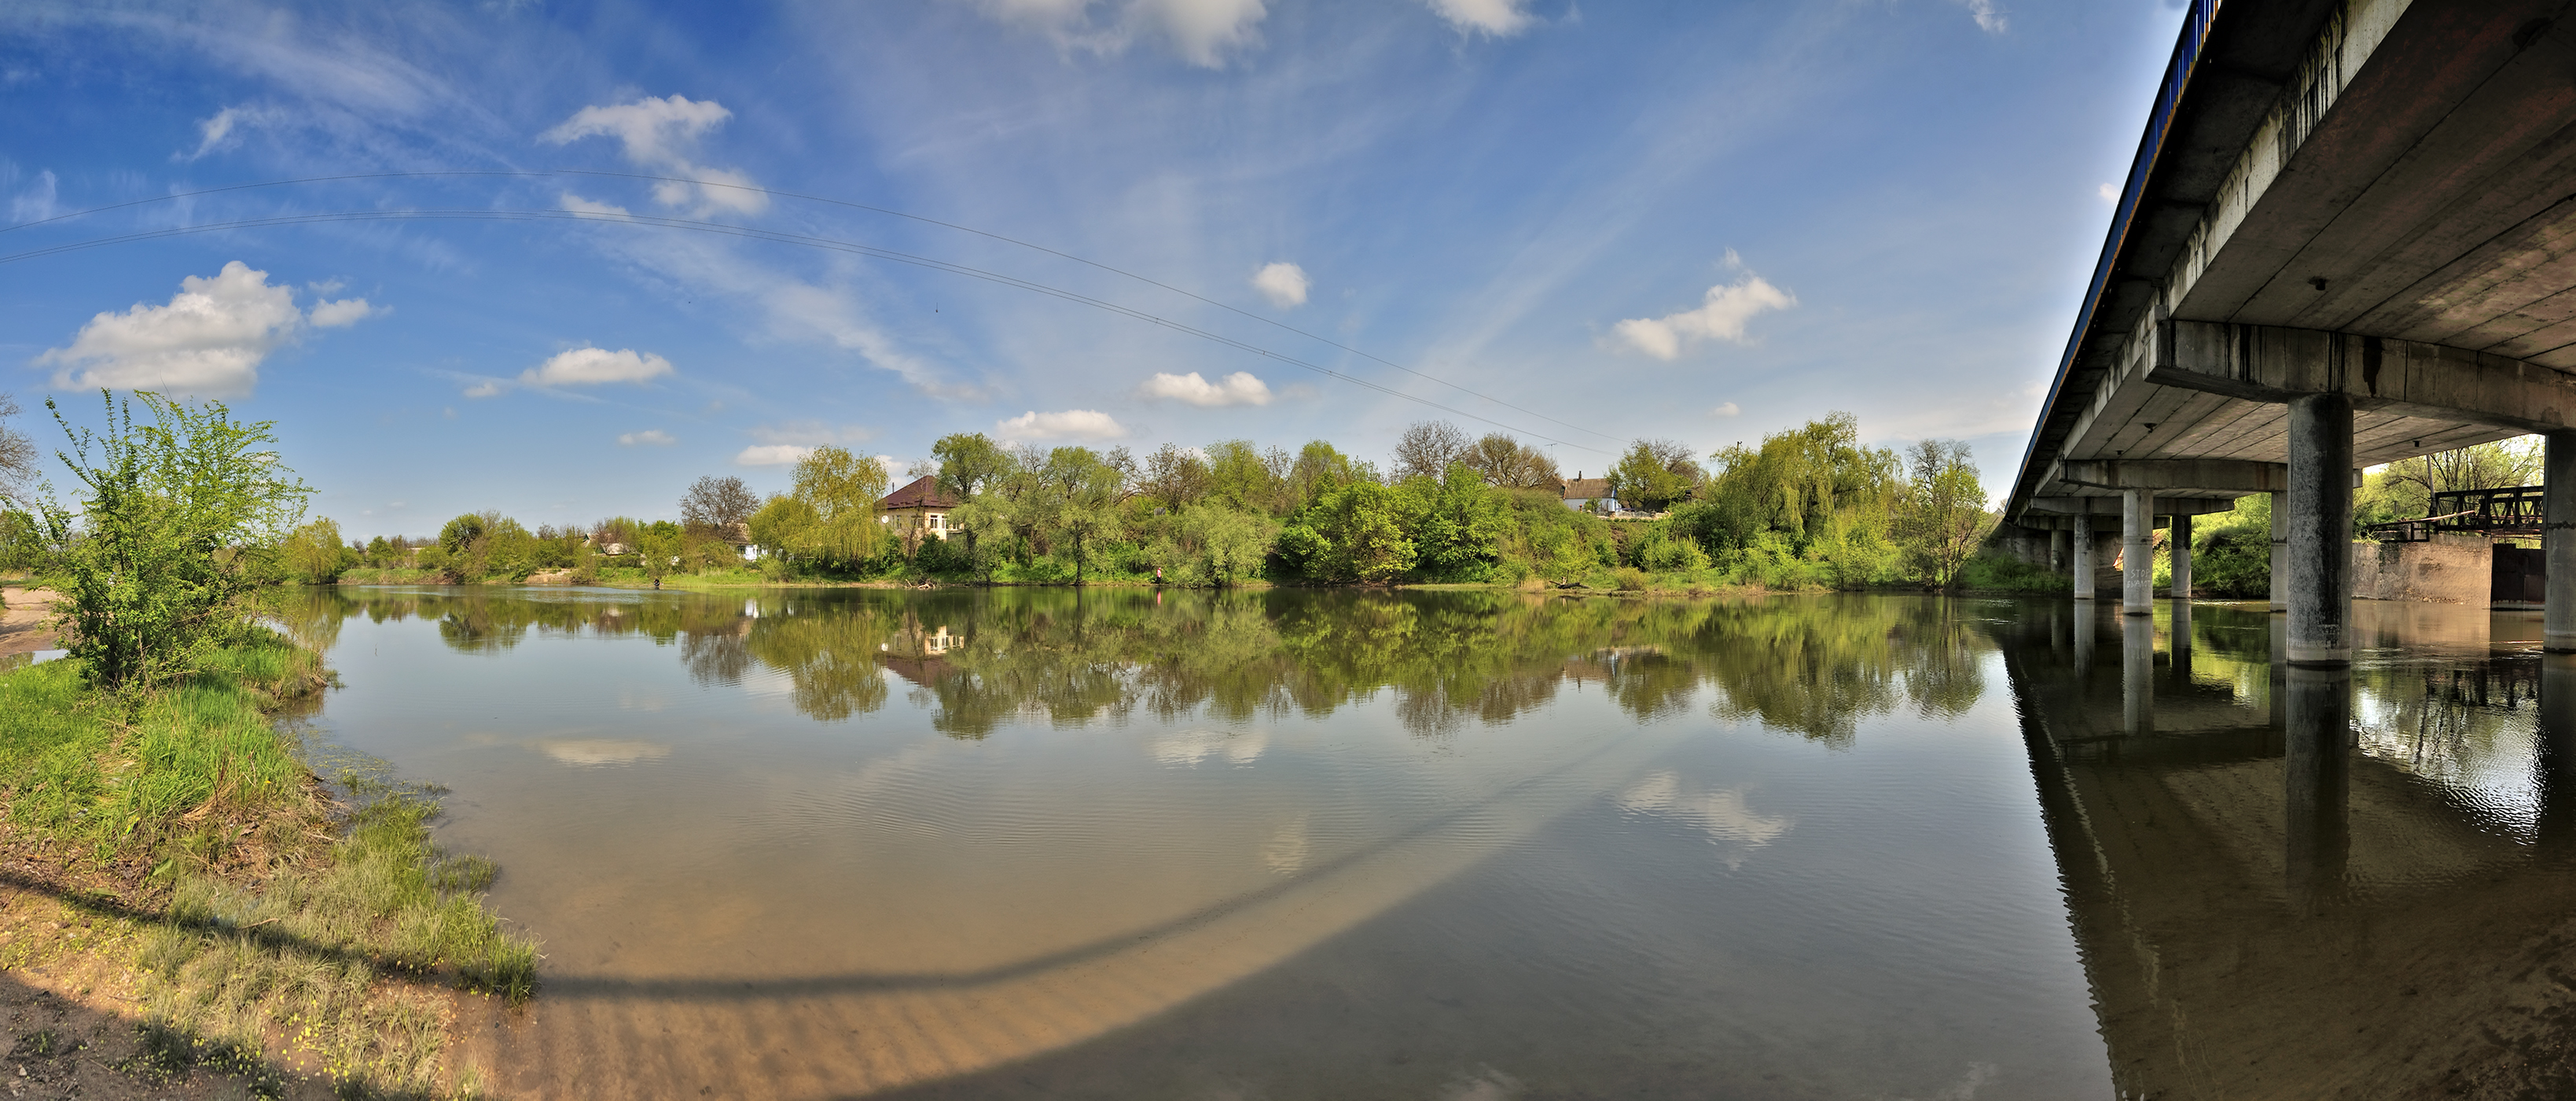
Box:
880, 475, 963, 542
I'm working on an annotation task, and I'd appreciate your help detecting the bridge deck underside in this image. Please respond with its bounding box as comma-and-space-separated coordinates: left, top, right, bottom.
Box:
2024, 1, 2576, 510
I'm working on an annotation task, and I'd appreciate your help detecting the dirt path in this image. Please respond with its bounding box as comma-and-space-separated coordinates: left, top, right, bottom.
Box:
0, 588, 57, 657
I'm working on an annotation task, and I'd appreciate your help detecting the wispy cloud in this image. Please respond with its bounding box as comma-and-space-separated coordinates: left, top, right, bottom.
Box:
958, 0, 1270, 68
519, 347, 674, 387
1140, 370, 1272, 407
542, 94, 769, 215
1424, 0, 1534, 37
8, 169, 57, 223
995, 408, 1127, 440
735, 444, 814, 466
619, 429, 677, 446
1958, 0, 2007, 34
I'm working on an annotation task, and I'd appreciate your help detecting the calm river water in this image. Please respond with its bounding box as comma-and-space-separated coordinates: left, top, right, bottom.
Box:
271, 587, 2576, 1100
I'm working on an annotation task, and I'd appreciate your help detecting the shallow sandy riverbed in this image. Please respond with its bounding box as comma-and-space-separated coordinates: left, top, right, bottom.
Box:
0, 587, 57, 657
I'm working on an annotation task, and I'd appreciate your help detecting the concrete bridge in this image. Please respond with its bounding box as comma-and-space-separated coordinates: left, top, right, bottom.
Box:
2002, 0, 2576, 665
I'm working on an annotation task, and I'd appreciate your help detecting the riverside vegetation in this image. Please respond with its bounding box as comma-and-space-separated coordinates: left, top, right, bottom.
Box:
0, 392, 535, 1100
277, 413, 2057, 595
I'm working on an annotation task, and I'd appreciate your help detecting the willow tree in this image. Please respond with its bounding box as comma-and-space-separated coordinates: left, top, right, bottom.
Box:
785, 445, 890, 569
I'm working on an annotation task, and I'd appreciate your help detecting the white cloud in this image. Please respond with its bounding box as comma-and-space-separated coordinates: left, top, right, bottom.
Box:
735, 444, 814, 466
995, 409, 1128, 441
1251, 261, 1309, 308
541, 95, 769, 215
1711, 402, 1740, 417
462, 380, 502, 399
619, 429, 677, 446
308, 297, 379, 327
519, 347, 674, 387
750, 421, 876, 446
38, 261, 303, 397
2097, 182, 2118, 203
9, 169, 57, 223
1610, 257, 1796, 360
963, 0, 1268, 68
559, 193, 633, 219
182, 105, 287, 161
1959, 0, 2006, 33
1140, 370, 1273, 407
1424, 0, 1534, 36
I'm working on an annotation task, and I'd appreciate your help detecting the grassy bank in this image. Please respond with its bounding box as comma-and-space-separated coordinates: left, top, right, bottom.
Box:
0, 632, 535, 1099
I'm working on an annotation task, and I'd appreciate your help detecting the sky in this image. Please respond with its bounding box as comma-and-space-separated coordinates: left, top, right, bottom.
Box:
1, 0, 2191, 539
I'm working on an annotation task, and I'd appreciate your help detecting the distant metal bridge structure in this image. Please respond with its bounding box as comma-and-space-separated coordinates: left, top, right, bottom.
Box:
2364, 486, 2546, 543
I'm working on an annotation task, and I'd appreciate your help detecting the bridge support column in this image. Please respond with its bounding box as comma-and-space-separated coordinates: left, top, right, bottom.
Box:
2072, 514, 2096, 600
2170, 513, 2192, 599
2548, 431, 2576, 653
2286, 394, 2353, 667
2049, 528, 2070, 573
2122, 489, 2154, 616
2269, 491, 2288, 613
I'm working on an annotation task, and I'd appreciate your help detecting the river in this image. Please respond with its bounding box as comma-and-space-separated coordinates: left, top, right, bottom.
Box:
269, 586, 2575, 1100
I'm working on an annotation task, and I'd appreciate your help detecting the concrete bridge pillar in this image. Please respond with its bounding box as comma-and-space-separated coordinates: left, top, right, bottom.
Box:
2049, 528, 2070, 573
2285, 394, 2354, 667
2548, 431, 2576, 653
2072, 514, 2096, 600
2170, 513, 2192, 599
2269, 490, 2288, 613
2122, 489, 2154, 615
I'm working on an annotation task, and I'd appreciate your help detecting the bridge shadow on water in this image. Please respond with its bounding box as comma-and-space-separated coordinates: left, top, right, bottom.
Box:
2005, 598, 2576, 1101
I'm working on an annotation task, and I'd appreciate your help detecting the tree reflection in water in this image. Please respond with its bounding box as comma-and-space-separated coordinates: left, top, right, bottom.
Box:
277, 585, 1995, 744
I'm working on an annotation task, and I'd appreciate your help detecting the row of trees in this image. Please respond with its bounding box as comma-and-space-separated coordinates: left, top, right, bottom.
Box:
0, 391, 2003, 598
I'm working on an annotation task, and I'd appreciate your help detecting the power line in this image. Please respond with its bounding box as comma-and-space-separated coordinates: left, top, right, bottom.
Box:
2, 169, 1632, 447
0, 205, 1619, 455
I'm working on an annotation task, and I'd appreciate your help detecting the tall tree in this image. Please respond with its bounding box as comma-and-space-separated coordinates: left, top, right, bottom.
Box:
0, 392, 35, 508
1138, 443, 1212, 509
1606, 439, 1704, 513
932, 432, 1015, 500
679, 475, 759, 533
1892, 440, 1991, 589
1037, 447, 1126, 583
1459, 433, 1561, 489
1391, 421, 1472, 483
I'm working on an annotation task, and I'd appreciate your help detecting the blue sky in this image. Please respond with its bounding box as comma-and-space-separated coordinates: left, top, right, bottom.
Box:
2, 0, 2185, 538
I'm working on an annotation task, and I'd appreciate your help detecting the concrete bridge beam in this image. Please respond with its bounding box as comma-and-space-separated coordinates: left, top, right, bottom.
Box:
2287, 393, 2354, 667
2152, 320, 2576, 435
2123, 489, 2155, 615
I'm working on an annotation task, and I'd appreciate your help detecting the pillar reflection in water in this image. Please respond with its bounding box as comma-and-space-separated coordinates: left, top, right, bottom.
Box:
2122, 613, 2154, 736
2284, 665, 2352, 905
2168, 602, 2194, 690
2074, 602, 2095, 682
2537, 655, 2576, 849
